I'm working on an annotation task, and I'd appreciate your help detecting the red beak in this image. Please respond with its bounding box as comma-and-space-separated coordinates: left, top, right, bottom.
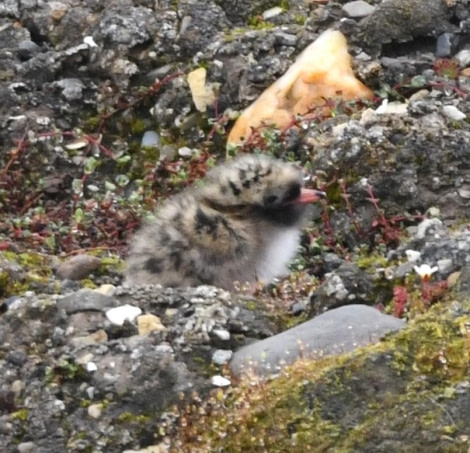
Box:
297, 188, 326, 204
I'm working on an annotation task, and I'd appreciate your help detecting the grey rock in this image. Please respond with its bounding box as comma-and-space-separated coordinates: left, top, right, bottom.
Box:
355, 0, 456, 56
436, 32, 458, 58
97, 7, 157, 48
18, 40, 42, 60
393, 261, 415, 279
342, 1, 375, 18
274, 31, 297, 47
230, 305, 405, 377
57, 289, 117, 314
52, 78, 86, 101
309, 263, 381, 315
0, 0, 20, 18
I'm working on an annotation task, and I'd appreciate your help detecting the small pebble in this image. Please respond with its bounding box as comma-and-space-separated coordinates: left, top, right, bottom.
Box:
212, 328, 230, 341
18, 40, 42, 59
455, 49, 470, 67
88, 403, 102, 419
17, 442, 37, 453
262, 6, 283, 20
426, 206, 441, 218
437, 258, 453, 274
83, 36, 98, 47
342, 0, 375, 18
458, 187, 470, 199
106, 305, 142, 326
178, 146, 193, 157
436, 32, 458, 58
137, 314, 166, 335
212, 349, 233, 365
211, 375, 231, 387
56, 254, 101, 280
94, 284, 116, 297
141, 131, 161, 148
442, 105, 466, 121
86, 362, 98, 372
11, 380, 24, 395
405, 250, 421, 262
408, 89, 430, 103
376, 100, 408, 115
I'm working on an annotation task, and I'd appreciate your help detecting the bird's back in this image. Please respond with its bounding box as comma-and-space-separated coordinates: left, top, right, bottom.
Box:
123, 191, 258, 288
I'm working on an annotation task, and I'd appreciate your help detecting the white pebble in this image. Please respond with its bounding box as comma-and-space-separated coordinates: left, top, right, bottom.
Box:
376, 100, 408, 115
405, 250, 421, 263
212, 328, 230, 341
455, 49, 470, 67
442, 105, 466, 121
211, 375, 231, 387
212, 349, 233, 365
262, 6, 283, 20
83, 36, 98, 47
86, 362, 98, 372
141, 130, 161, 148
88, 403, 102, 419
178, 146, 193, 157
106, 304, 142, 326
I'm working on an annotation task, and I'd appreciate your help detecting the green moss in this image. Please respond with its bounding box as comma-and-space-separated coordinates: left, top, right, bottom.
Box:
0, 251, 54, 296
79, 399, 92, 408
84, 115, 101, 131
79, 279, 97, 289
130, 118, 147, 135
244, 299, 258, 311
247, 15, 275, 29
292, 14, 306, 25
356, 252, 388, 270
10, 409, 29, 421
117, 412, 151, 424
46, 358, 89, 384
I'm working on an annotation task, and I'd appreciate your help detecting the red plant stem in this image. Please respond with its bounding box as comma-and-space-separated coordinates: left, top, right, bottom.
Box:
340, 179, 364, 237
97, 71, 184, 130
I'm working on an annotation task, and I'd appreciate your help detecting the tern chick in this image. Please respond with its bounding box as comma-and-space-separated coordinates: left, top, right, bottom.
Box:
124, 154, 324, 290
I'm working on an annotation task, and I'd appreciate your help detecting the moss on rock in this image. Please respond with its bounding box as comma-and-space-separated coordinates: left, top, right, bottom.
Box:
173, 291, 470, 452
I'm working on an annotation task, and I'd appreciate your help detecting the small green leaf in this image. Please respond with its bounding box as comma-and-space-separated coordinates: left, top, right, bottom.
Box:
410, 75, 426, 88
117, 154, 131, 165
84, 156, 99, 174
115, 174, 130, 187
72, 178, 83, 195
105, 181, 117, 191
74, 208, 85, 223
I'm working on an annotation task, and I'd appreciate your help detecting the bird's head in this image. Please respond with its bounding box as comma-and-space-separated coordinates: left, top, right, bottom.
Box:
200, 154, 325, 226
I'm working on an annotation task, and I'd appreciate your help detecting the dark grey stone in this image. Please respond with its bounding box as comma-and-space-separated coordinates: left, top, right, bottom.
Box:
230, 305, 405, 377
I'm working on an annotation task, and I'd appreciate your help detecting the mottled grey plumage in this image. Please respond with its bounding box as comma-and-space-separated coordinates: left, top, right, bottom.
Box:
124, 154, 324, 290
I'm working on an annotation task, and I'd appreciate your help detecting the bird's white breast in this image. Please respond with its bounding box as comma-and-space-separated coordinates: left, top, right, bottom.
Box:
256, 227, 301, 283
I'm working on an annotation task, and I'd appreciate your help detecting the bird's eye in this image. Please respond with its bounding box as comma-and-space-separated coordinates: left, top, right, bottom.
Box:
265, 195, 278, 205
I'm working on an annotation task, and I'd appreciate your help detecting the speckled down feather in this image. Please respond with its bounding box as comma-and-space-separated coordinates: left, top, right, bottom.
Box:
124, 154, 323, 290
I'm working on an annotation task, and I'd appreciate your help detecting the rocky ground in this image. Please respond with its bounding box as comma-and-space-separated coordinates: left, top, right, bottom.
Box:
2, 0, 470, 452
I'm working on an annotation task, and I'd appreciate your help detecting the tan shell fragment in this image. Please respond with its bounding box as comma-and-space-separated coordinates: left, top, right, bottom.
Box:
227, 29, 373, 145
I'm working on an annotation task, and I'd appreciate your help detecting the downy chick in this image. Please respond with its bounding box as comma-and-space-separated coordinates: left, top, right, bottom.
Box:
124, 154, 324, 290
